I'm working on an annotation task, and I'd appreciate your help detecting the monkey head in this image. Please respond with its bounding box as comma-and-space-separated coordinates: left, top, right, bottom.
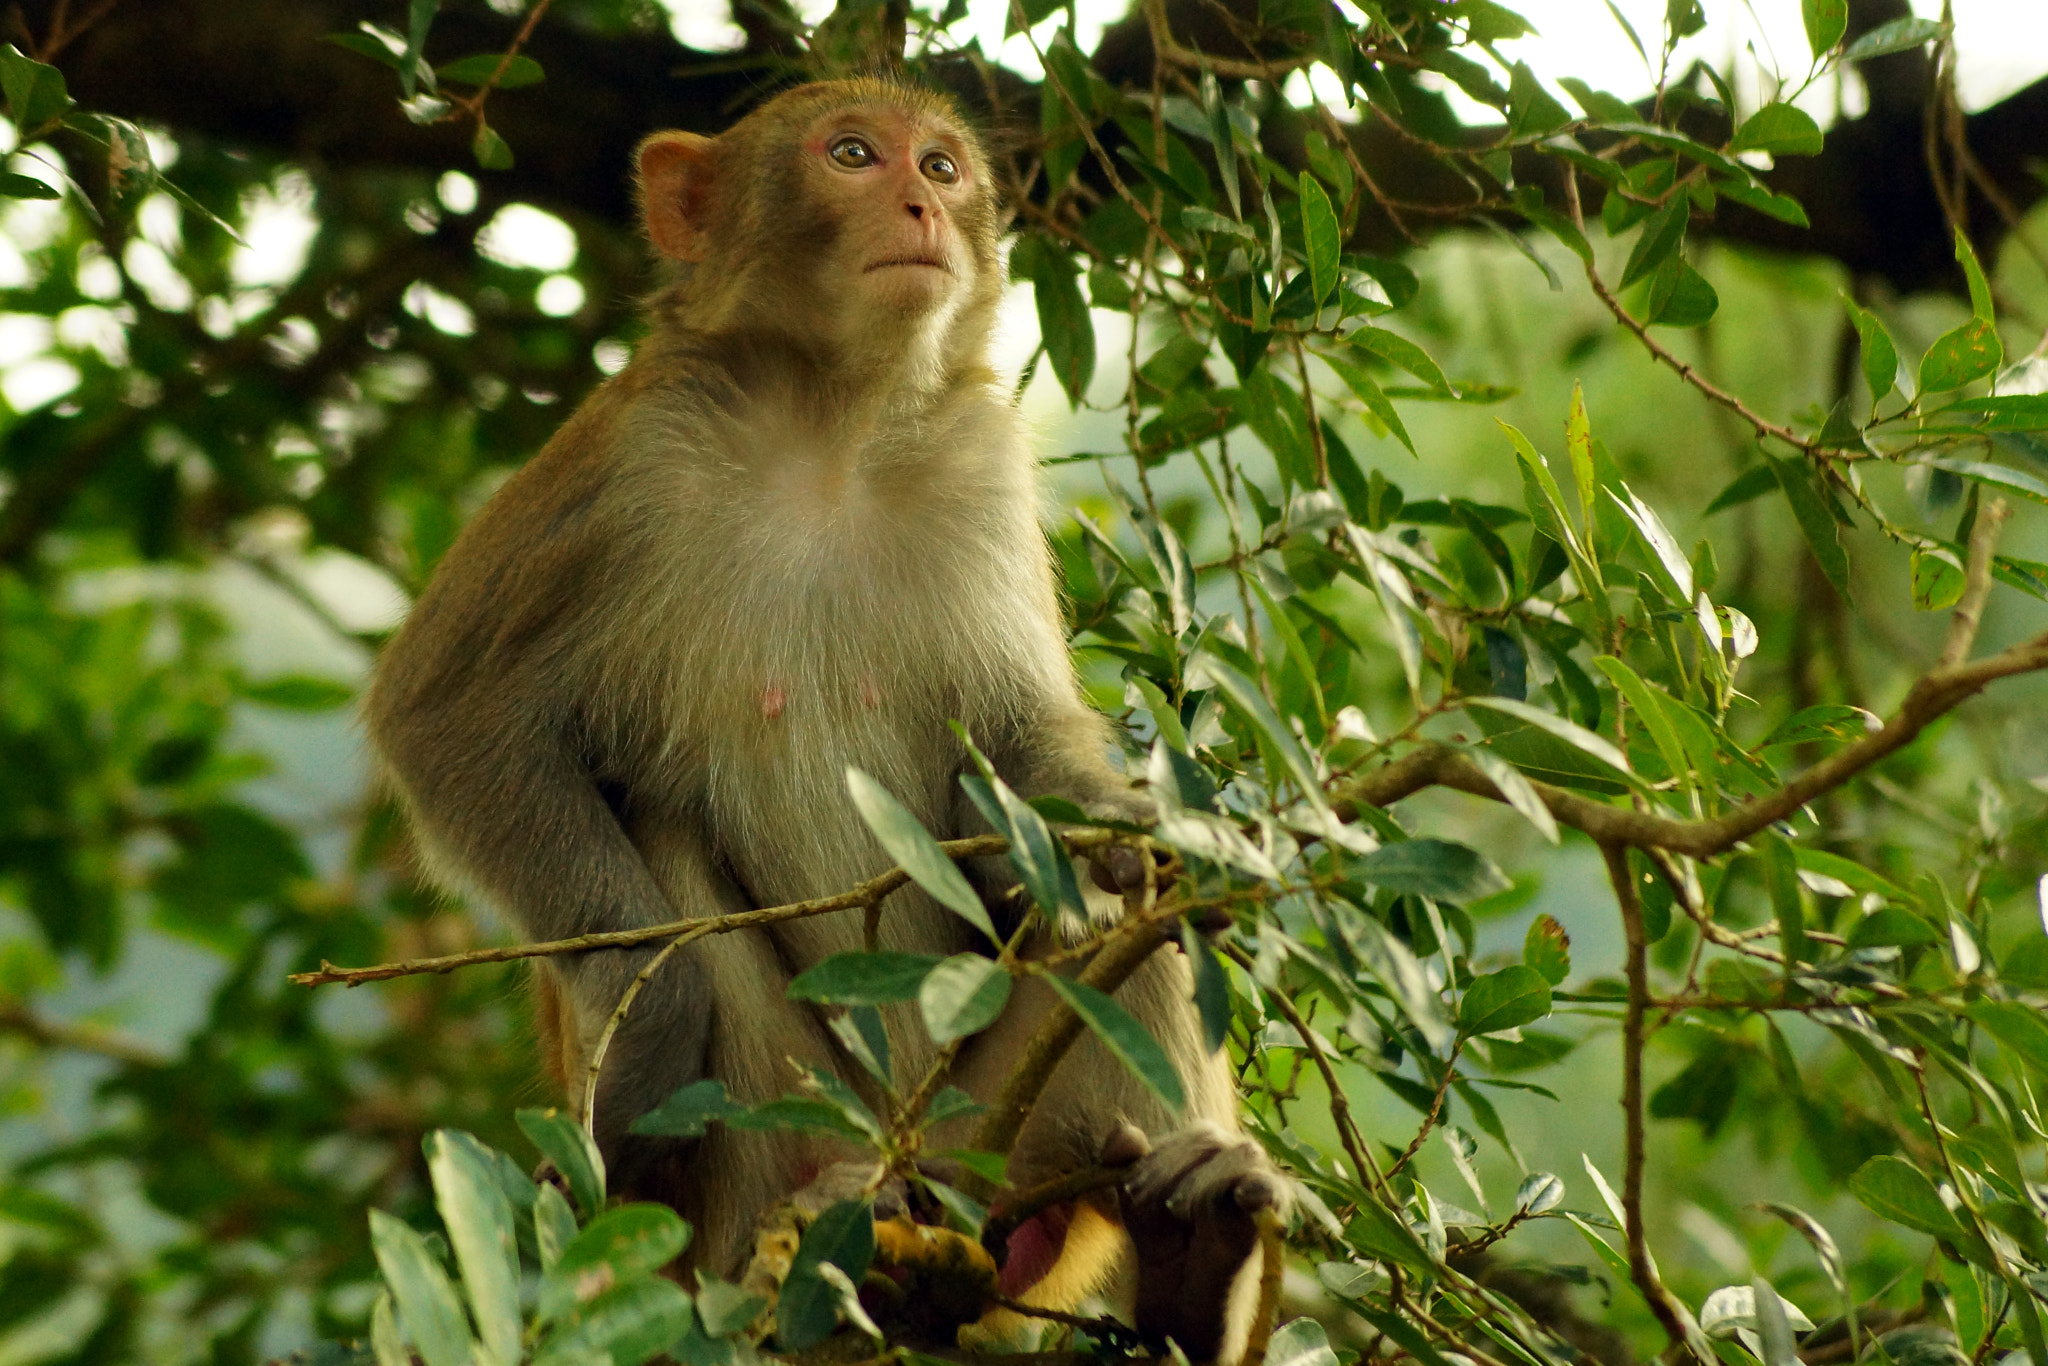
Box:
635, 80, 1004, 372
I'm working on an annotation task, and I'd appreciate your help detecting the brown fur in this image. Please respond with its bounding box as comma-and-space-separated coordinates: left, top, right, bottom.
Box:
366, 80, 1279, 1360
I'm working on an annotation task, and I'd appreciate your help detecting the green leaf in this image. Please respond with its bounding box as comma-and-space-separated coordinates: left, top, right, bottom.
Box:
1619, 199, 1689, 289
787, 951, 940, 1005
1470, 748, 1560, 844
1019, 235, 1094, 406
1917, 318, 2003, 394
1459, 965, 1553, 1036
1345, 1199, 1434, 1273
1731, 102, 1823, 157
846, 770, 991, 938
244, 675, 356, 710
1950, 230, 1995, 323
1558, 389, 1596, 554
1758, 832, 1808, 966
1843, 16, 1945, 61
1767, 454, 1851, 600
1645, 256, 1718, 327
1299, 172, 1340, 308
631, 1078, 747, 1139
401, 0, 439, 98
538, 1277, 693, 1366
918, 953, 1012, 1044
1461, 696, 1636, 781
517, 1108, 605, 1217
535, 1185, 578, 1271
1911, 546, 1965, 611
1200, 68, 1241, 219
0, 170, 59, 199
1802, 0, 1847, 57
1849, 1155, 1964, 1237
1182, 921, 1234, 1053
958, 769, 1084, 922
778, 1200, 875, 1351
1558, 77, 1639, 123
1714, 178, 1810, 227
1927, 394, 2048, 431
1523, 913, 1570, 985
369, 1209, 476, 1366
1925, 457, 2048, 508
473, 123, 514, 170
425, 1131, 522, 1366
0, 44, 75, 130
1044, 976, 1186, 1114
1197, 656, 1328, 807
437, 54, 545, 87
371, 1292, 408, 1366
1266, 1314, 1344, 1366
539, 1204, 691, 1325
1324, 353, 1415, 455
1595, 656, 1696, 813
829, 1007, 892, 1087
1760, 704, 1879, 751
1705, 463, 1779, 515
1964, 1000, 2048, 1077
1506, 61, 1573, 139
1843, 297, 1900, 403
1353, 839, 1511, 904
1347, 327, 1452, 394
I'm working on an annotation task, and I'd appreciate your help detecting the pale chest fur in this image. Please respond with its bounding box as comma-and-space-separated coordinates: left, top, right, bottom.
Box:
614, 384, 1061, 930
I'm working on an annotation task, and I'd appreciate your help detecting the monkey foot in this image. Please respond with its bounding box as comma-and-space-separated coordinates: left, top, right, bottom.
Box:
1105, 1121, 1290, 1363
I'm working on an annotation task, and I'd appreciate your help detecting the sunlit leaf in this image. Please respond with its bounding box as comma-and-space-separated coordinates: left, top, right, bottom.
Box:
919, 953, 1012, 1044
1459, 965, 1553, 1036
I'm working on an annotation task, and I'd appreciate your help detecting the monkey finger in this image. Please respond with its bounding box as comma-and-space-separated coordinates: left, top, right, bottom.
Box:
1098, 1120, 1151, 1169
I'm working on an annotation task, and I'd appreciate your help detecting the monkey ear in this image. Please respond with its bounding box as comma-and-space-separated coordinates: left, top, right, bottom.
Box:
636, 132, 717, 263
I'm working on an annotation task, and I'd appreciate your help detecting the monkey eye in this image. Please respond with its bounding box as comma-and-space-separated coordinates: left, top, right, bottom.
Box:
829, 136, 876, 169
919, 150, 960, 184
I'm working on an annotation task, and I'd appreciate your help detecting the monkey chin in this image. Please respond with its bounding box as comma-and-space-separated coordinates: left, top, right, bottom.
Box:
859, 261, 961, 319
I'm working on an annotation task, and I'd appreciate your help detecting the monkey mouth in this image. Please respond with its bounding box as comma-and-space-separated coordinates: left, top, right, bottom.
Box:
865, 256, 952, 274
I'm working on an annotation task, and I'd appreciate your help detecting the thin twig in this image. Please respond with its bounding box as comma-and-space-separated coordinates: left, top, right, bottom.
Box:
1601, 841, 1704, 1364
581, 930, 694, 1134
291, 832, 1115, 987
451, 0, 557, 124
1939, 496, 2009, 669
1223, 942, 1392, 1203
0, 998, 170, 1066
1386, 1040, 1462, 1179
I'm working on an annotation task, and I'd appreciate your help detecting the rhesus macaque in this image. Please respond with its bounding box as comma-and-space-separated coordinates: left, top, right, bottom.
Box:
366, 78, 1284, 1362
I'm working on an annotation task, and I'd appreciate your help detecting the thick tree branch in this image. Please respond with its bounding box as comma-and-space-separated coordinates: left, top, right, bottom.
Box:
1332, 628, 2048, 857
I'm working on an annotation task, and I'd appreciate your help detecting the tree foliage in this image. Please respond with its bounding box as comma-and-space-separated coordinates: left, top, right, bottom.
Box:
2, 1, 2048, 1365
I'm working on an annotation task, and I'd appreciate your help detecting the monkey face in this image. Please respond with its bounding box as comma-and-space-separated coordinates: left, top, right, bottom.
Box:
799, 103, 983, 324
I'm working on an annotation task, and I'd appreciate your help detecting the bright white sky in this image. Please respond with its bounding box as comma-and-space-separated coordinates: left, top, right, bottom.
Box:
1, 0, 2043, 417
660, 0, 2048, 115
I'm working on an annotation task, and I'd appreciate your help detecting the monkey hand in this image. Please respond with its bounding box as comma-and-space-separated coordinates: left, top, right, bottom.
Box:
1103, 1120, 1290, 1364
1079, 788, 1165, 896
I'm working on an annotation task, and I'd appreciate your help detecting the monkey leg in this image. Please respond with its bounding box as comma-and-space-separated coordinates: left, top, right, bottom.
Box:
944, 932, 1285, 1364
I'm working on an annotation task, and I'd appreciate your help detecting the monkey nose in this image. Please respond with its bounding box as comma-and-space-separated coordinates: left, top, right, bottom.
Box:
905, 202, 926, 220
